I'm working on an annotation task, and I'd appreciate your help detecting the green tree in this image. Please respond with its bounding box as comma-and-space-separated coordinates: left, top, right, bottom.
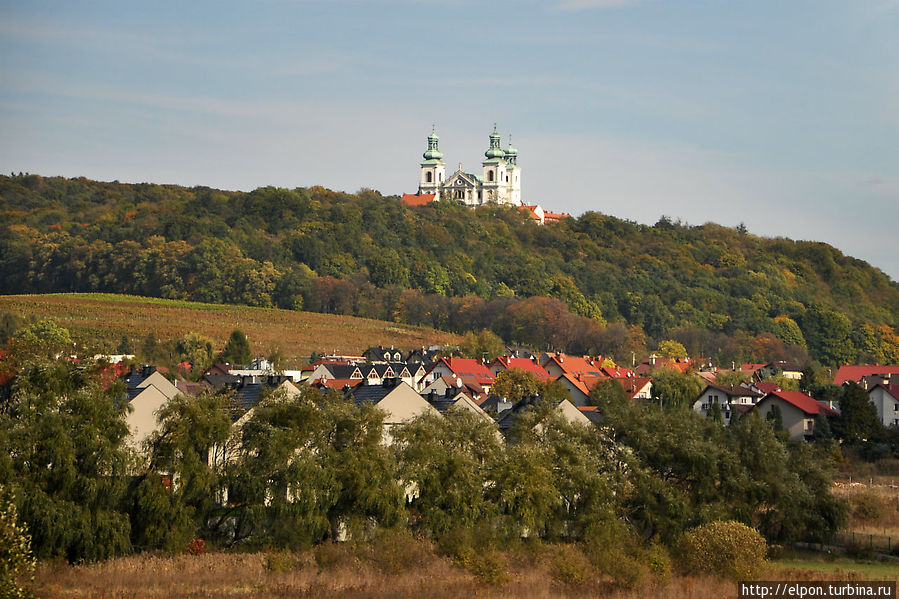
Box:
219, 329, 252, 365
8, 320, 73, 361
588, 378, 629, 407
0, 488, 35, 599
0, 359, 133, 562
649, 368, 704, 409
145, 391, 234, 543
395, 410, 502, 537
458, 329, 505, 360
176, 332, 216, 372
490, 369, 543, 402
830, 382, 882, 446
656, 340, 687, 359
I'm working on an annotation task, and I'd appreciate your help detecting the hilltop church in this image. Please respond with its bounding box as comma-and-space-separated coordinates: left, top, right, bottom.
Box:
410, 127, 521, 207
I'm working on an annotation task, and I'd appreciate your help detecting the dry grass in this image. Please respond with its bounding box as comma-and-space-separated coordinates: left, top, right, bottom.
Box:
0, 293, 460, 365
34, 549, 739, 599
833, 478, 899, 538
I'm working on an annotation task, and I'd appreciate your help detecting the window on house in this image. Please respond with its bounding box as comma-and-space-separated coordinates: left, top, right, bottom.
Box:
426, 171, 432, 183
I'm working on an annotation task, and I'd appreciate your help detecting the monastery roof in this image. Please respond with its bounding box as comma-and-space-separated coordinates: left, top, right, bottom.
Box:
401, 193, 436, 207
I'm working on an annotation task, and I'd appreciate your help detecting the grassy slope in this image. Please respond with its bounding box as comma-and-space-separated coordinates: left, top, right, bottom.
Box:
0, 293, 460, 363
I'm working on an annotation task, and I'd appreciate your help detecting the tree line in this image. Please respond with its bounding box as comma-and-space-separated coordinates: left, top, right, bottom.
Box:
1, 174, 898, 366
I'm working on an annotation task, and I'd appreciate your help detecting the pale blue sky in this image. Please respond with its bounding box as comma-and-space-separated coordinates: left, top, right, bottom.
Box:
2, 1, 897, 280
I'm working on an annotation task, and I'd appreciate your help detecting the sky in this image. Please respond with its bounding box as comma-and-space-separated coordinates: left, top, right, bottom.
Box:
1, 0, 897, 280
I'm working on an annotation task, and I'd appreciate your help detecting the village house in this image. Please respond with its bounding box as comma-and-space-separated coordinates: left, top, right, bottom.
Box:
867, 383, 899, 428
753, 390, 840, 441
692, 383, 763, 425
122, 366, 181, 452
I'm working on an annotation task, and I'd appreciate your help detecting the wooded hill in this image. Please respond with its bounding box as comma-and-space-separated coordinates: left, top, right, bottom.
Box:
1, 173, 897, 366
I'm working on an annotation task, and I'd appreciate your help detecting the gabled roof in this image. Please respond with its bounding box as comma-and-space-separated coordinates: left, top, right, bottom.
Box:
400, 193, 435, 206
750, 381, 782, 395
833, 365, 899, 386
615, 376, 653, 399
428, 358, 494, 384
489, 356, 550, 381
636, 356, 693, 376
542, 353, 604, 378
758, 390, 840, 417
870, 383, 899, 401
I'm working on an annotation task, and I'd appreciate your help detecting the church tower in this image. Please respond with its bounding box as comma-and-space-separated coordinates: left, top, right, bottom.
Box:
419, 129, 445, 198
504, 137, 521, 205
481, 126, 508, 204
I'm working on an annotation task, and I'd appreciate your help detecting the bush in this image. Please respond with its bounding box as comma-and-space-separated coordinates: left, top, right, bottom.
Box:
436, 526, 508, 586
264, 551, 301, 573
313, 542, 356, 571
363, 529, 428, 574
678, 521, 767, 580
0, 491, 35, 599
581, 522, 650, 590
851, 490, 888, 522
550, 544, 591, 585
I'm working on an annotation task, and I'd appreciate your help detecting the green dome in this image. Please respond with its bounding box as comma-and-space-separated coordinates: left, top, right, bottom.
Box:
423, 130, 443, 160
485, 128, 505, 159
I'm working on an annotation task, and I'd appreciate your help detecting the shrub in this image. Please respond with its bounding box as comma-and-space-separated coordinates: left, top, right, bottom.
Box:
678, 520, 766, 580
550, 544, 591, 585
313, 542, 356, 571
851, 490, 888, 522
264, 551, 301, 573
363, 529, 428, 574
186, 538, 206, 555
436, 526, 508, 586
580, 522, 650, 590
0, 491, 35, 599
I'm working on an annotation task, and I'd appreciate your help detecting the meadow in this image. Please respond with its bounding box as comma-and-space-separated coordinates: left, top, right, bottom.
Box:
0, 293, 460, 364
33, 542, 898, 599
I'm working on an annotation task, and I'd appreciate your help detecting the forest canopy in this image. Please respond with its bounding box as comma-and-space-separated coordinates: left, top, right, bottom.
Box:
1, 174, 897, 366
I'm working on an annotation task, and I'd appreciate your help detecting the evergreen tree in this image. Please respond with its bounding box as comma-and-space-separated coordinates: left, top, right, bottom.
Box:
219, 329, 252, 365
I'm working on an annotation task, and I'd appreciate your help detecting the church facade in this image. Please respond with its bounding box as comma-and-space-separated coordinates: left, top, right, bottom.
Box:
417, 127, 521, 206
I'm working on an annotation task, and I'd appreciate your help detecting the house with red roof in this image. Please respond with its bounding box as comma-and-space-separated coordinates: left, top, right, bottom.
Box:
833, 364, 899, 386
868, 384, 899, 428
422, 357, 495, 400
540, 353, 605, 379
489, 356, 551, 382
635, 355, 694, 376
754, 390, 840, 441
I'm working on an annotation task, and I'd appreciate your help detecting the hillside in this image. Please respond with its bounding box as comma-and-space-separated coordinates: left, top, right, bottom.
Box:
0, 293, 459, 363
1, 174, 897, 366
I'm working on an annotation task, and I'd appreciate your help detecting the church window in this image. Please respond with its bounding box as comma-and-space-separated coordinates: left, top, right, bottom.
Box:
488, 170, 494, 182
506, 175, 509, 182
426, 171, 433, 183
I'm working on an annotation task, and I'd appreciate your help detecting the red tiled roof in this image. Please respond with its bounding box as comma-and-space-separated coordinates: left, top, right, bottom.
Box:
761, 390, 840, 417
753, 381, 782, 394
490, 356, 550, 380
400, 193, 436, 207
543, 211, 570, 222
833, 365, 899, 386
544, 353, 605, 377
